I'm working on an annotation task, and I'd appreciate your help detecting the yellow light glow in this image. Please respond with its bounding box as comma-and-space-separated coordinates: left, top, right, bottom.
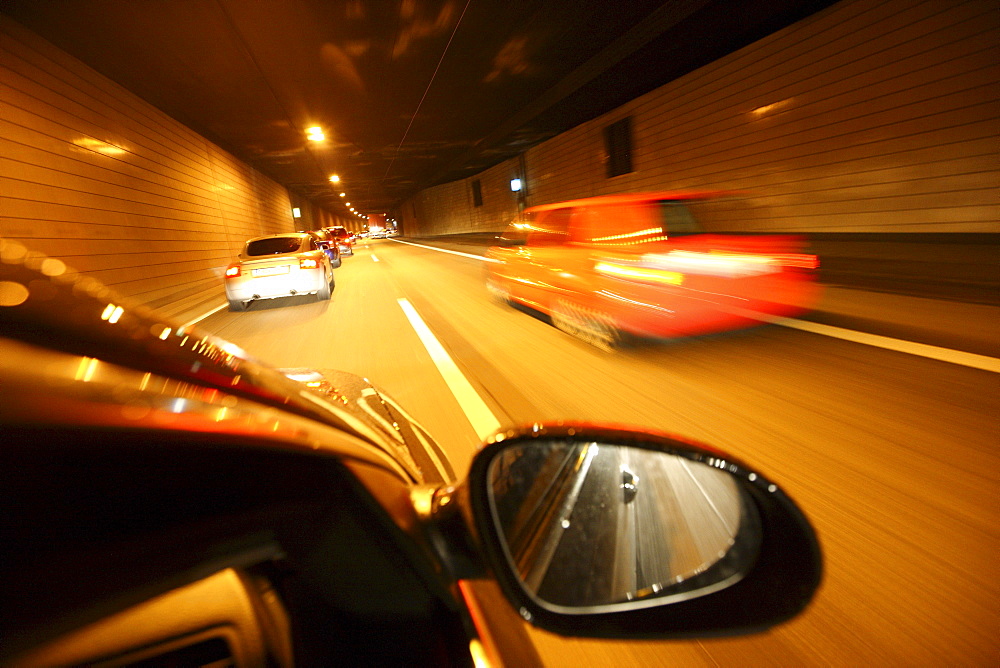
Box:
591, 227, 665, 243
595, 262, 684, 285
329, 174, 340, 182
339, 192, 346, 197
75, 357, 99, 382
40, 258, 67, 277
72, 137, 127, 156
0, 281, 30, 307
468, 639, 491, 668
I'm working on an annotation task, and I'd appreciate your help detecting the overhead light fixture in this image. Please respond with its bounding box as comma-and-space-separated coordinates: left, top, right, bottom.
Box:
306, 127, 325, 142
329, 174, 340, 183
339, 192, 346, 197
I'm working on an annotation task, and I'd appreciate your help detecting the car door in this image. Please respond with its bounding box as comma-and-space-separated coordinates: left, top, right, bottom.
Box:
519, 208, 575, 312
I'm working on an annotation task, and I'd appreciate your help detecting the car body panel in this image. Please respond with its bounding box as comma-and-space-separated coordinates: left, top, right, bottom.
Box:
486, 191, 820, 340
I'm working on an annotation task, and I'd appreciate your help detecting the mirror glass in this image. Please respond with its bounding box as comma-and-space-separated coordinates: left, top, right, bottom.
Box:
487, 441, 760, 612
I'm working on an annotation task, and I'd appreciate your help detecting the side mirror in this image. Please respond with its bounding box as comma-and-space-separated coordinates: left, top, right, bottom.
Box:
467, 424, 821, 638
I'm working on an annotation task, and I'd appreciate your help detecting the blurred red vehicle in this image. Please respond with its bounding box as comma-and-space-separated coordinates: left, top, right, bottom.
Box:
485, 191, 820, 348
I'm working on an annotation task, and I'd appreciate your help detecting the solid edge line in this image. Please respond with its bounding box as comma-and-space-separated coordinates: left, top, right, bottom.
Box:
388, 237, 500, 262
180, 303, 228, 329
389, 238, 992, 370
397, 298, 503, 441
771, 316, 1000, 373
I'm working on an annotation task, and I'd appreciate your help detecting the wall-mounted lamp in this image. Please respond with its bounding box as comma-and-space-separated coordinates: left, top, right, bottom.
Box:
510, 178, 522, 192
306, 127, 325, 142
292, 207, 302, 218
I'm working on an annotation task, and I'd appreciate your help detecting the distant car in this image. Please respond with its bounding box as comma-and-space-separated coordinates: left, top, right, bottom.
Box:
224, 232, 334, 311
370, 229, 387, 239
485, 191, 820, 349
325, 226, 354, 256
307, 229, 342, 268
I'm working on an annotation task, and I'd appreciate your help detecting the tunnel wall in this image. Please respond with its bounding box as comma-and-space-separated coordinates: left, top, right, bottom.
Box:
403, 0, 998, 235
0, 16, 305, 319
406, 158, 523, 236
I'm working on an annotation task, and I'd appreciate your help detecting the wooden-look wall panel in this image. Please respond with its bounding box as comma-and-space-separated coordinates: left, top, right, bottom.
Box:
406, 0, 998, 234
0, 15, 296, 313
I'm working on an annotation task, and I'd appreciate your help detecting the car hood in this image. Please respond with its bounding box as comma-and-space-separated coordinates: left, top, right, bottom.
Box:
279, 367, 455, 483
0, 239, 451, 484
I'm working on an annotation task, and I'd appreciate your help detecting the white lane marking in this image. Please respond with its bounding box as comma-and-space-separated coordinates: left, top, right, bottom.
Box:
768, 316, 1000, 373
181, 251, 998, 374
388, 237, 501, 263
388, 239, 996, 370
371, 254, 379, 262
180, 303, 227, 329
397, 298, 503, 441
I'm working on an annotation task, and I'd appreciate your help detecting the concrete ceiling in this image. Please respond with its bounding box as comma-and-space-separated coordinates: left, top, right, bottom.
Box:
2, 0, 835, 217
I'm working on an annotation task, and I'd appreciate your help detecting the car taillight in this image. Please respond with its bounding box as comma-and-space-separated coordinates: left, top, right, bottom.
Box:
225, 265, 241, 278
595, 261, 684, 285
300, 258, 319, 269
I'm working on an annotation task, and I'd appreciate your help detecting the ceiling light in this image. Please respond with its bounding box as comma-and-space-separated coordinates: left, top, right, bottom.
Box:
339, 192, 346, 197
329, 174, 340, 183
306, 127, 325, 141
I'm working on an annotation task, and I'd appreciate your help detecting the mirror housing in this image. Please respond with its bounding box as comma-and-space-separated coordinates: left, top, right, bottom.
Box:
467, 423, 822, 639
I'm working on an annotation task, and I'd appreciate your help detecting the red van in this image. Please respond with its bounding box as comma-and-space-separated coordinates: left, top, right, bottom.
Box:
485, 191, 820, 349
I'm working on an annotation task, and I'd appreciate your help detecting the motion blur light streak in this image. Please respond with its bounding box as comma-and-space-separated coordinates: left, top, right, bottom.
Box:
594, 262, 684, 285
74, 357, 98, 383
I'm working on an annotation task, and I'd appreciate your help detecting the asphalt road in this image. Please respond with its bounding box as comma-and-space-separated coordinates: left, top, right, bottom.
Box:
198, 237, 998, 666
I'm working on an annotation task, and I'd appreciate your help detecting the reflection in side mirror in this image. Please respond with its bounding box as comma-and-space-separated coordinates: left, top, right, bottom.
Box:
487, 441, 761, 613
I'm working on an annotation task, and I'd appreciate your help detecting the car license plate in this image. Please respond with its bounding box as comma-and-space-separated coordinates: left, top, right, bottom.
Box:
252, 265, 290, 277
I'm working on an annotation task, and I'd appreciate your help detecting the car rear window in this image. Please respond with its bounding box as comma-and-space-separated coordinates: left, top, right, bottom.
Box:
656, 201, 704, 236
245, 236, 304, 256
331, 228, 349, 239
581, 201, 706, 246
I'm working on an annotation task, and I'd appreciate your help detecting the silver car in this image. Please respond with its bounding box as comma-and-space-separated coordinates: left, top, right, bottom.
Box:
224, 233, 334, 311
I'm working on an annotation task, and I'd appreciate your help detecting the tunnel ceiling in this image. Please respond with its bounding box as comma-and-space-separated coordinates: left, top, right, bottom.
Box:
3, 0, 835, 218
